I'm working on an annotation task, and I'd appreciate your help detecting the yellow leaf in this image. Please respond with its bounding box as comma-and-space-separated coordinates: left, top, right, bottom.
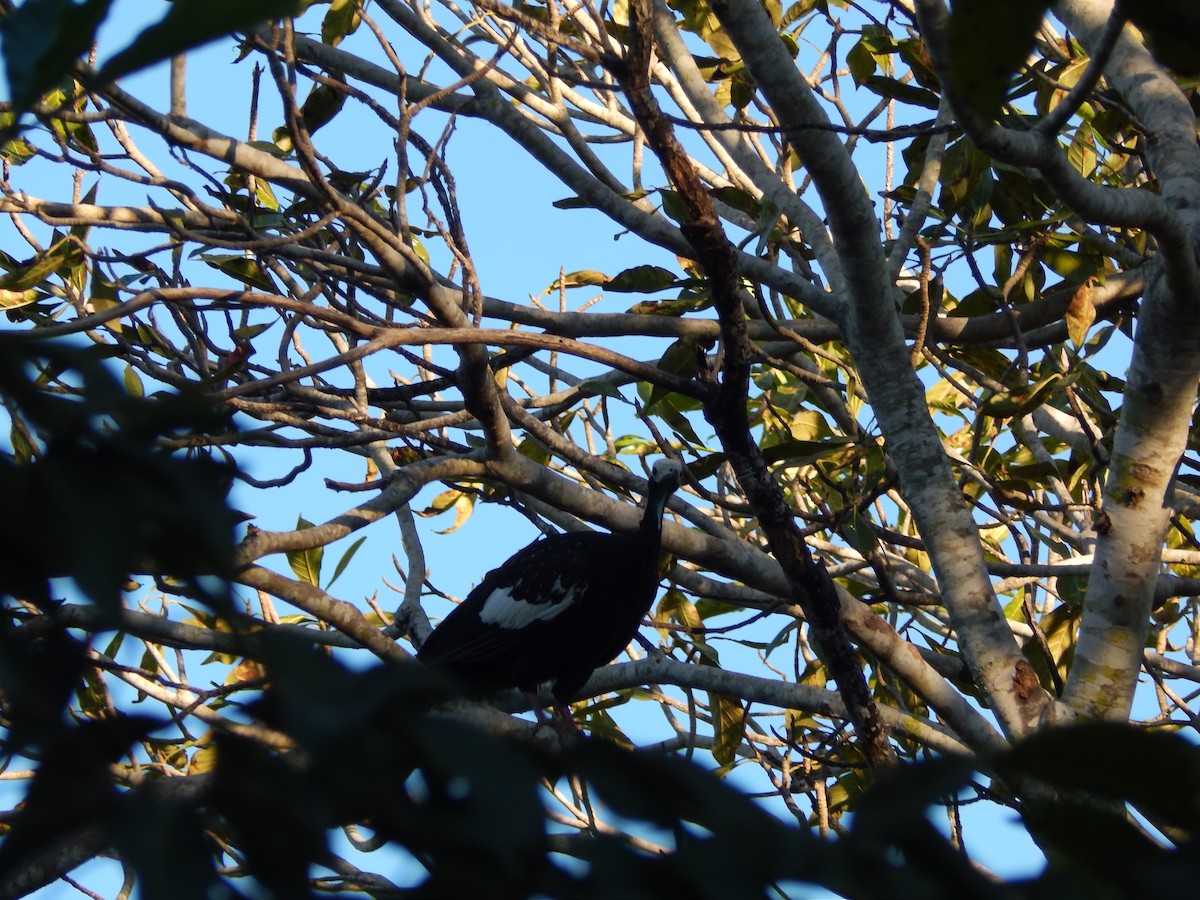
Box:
1066, 278, 1097, 349
710, 690, 745, 771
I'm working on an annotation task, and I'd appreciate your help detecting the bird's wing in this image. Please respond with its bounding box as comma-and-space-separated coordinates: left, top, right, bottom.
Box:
418, 535, 601, 662
471, 533, 611, 630
418, 614, 534, 666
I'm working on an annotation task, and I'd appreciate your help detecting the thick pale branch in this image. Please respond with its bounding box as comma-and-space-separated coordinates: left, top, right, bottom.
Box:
236, 565, 408, 662
708, 0, 1048, 738
1052, 0, 1200, 720
588, 655, 969, 755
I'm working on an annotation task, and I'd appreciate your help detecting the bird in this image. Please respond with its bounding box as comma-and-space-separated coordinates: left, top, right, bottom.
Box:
416, 458, 683, 706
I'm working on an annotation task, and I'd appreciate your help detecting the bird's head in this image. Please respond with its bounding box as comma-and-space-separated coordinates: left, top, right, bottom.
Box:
650, 457, 683, 491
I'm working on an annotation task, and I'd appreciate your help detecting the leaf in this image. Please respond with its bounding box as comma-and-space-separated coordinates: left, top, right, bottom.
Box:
201, 254, 277, 292
846, 38, 877, 86
709, 691, 745, 770
0, 0, 114, 111
232, 323, 271, 341
324, 536, 365, 591
655, 588, 703, 635
301, 78, 348, 135
0, 237, 84, 291
760, 437, 855, 468
1123, 1, 1200, 76
417, 488, 465, 517
840, 508, 879, 556
625, 293, 713, 316
322, 0, 362, 47
981, 373, 1062, 418
947, 0, 1052, 122
1039, 603, 1080, 680
549, 269, 608, 290
994, 723, 1200, 833
123, 365, 144, 399
709, 186, 762, 219
551, 196, 594, 210
862, 75, 941, 111
644, 337, 703, 412
648, 392, 705, 448
70, 182, 99, 243
435, 493, 475, 535
96, 0, 308, 86
604, 265, 679, 293
286, 516, 323, 587
189, 740, 218, 775
0, 112, 37, 165
252, 177, 280, 212
9, 422, 37, 464
574, 378, 629, 402
1066, 279, 1097, 349
659, 189, 690, 222
0, 288, 40, 310
677, 452, 722, 482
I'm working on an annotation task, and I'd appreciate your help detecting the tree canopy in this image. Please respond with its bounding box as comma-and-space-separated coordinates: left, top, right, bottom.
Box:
3, 0, 1200, 896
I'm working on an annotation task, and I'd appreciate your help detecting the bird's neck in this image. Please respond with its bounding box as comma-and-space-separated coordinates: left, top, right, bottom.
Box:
638, 482, 671, 547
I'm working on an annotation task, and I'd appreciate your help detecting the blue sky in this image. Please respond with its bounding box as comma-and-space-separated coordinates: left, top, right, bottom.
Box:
12, 1, 1174, 894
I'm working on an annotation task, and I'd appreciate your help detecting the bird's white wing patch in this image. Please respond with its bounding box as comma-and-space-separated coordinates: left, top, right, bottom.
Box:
479, 582, 580, 629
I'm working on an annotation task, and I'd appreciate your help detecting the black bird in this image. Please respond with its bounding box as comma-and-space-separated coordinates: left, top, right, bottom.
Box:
417, 459, 682, 705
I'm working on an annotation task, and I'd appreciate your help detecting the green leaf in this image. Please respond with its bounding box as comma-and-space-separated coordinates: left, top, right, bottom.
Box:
659, 189, 690, 222
625, 292, 713, 316
9, 422, 36, 464
201, 254, 277, 292
575, 378, 629, 402
840, 509, 879, 556
981, 373, 1062, 418
1122, 1, 1200, 76
286, 516, 323, 587
0, 237, 84, 292
947, 0, 1052, 122
70, 182, 99, 243
123, 365, 144, 399
0, 0, 114, 111
604, 265, 679, 293
321, 0, 361, 47
0, 112, 36, 164
232, 323, 271, 341
760, 437, 855, 468
96, 0, 307, 86
647, 392, 704, 447
710, 186, 762, 219
862, 75, 941, 111
252, 177, 280, 212
684, 451, 727, 480
302, 79, 348, 134
551, 195, 594, 210
644, 337, 702, 412
847, 38, 877, 86
324, 536, 365, 590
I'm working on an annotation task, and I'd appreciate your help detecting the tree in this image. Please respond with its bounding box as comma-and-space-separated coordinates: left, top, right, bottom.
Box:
2, 0, 1200, 896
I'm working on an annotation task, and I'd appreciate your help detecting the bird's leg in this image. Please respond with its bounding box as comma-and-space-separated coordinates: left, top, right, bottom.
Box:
525, 683, 580, 740
550, 700, 579, 738
522, 689, 552, 727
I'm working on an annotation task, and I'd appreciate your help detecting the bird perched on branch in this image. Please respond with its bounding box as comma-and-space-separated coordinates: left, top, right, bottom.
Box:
417, 459, 683, 705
